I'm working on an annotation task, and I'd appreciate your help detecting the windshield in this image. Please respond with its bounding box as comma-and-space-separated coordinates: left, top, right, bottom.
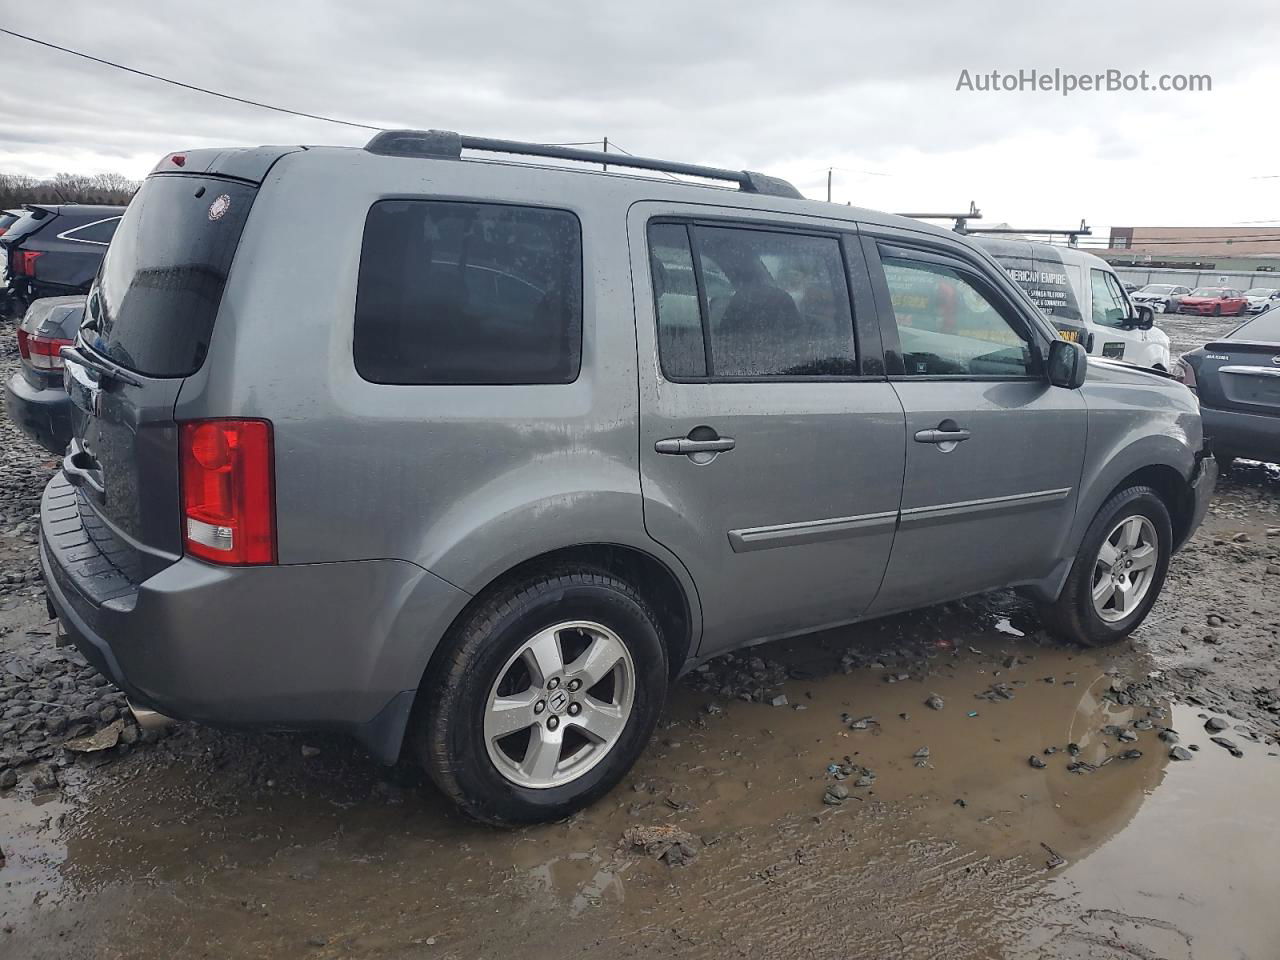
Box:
1244, 288, 1276, 297
1190, 287, 1226, 297
1139, 284, 1176, 294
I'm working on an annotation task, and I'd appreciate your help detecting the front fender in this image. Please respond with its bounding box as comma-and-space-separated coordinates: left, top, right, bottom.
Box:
1069, 378, 1201, 556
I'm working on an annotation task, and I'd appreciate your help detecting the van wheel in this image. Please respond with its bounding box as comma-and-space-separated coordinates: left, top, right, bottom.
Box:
1041, 486, 1172, 647
417, 568, 667, 825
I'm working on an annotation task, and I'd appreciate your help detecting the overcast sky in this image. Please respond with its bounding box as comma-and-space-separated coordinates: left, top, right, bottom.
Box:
2, 0, 1278, 231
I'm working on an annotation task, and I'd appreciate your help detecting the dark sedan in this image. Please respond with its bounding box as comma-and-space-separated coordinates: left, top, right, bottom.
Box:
1, 204, 123, 318
4, 295, 84, 454
1175, 309, 1280, 470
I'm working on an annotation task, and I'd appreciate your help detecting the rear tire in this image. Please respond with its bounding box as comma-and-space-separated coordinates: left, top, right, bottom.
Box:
417, 567, 667, 825
1041, 486, 1172, 647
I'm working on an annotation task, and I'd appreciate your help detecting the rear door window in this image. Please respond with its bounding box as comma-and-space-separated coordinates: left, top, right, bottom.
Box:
648, 222, 857, 379
86, 176, 257, 377
354, 200, 583, 385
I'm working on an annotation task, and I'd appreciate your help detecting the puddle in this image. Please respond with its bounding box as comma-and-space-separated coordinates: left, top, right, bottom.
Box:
1, 620, 1277, 958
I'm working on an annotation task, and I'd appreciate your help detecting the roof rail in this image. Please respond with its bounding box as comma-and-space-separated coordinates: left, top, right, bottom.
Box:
364, 129, 804, 200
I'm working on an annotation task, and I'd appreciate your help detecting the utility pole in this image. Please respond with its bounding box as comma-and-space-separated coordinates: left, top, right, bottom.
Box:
602, 136, 608, 172
827, 167, 832, 203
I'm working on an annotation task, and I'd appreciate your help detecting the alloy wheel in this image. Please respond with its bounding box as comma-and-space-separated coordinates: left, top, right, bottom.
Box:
483, 620, 635, 789
1091, 515, 1159, 623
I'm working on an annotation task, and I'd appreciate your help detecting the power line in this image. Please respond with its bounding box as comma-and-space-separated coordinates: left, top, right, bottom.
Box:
603, 140, 684, 182
0, 26, 385, 131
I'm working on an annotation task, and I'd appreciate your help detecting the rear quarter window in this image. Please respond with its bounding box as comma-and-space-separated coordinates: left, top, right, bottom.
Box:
354, 200, 583, 385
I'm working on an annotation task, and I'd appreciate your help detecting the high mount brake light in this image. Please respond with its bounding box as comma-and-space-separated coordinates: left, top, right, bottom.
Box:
180, 419, 276, 565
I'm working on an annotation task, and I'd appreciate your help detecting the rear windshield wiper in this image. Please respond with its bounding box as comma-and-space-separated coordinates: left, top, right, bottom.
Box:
61, 343, 144, 387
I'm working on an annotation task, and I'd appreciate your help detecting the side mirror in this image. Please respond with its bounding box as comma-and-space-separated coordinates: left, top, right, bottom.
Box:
1131, 304, 1155, 330
1048, 339, 1088, 389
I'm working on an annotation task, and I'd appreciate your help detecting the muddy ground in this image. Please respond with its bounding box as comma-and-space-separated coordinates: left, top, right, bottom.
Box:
1, 313, 1278, 960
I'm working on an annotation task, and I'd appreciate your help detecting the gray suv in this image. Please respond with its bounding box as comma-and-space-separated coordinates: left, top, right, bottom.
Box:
41, 131, 1216, 824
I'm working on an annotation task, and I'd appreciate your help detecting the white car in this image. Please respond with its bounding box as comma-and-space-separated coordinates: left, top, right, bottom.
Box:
1243, 287, 1280, 313
1131, 283, 1191, 314
974, 238, 1172, 371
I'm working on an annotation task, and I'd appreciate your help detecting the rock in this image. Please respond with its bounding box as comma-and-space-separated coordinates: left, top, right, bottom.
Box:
925, 694, 945, 711
702, 702, 723, 716
300, 745, 321, 759
29, 764, 58, 791
853, 773, 876, 788
1169, 746, 1194, 761
1207, 614, 1225, 627
1118, 729, 1138, 743
1210, 736, 1244, 758
1204, 717, 1229, 732
1233, 532, 1250, 543
306, 936, 328, 948
1266, 527, 1280, 537
0, 768, 16, 789
1028, 755, 1046, 769
912, 746, 930, 759
62, 719, 124, 753
1266, 565, 1280, 576
99, 705, 119, 723
823, 784, 849, 805
1159, 729, 1180, 744
1119, 749, 1143, 760
768, 694, 788, 708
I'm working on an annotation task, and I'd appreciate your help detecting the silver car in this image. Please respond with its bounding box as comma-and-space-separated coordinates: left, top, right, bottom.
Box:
41, 131, 1216, 824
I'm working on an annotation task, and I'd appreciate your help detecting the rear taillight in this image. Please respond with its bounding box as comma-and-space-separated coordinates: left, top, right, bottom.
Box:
16, 329, 73, 371
12, 250, 42, 277
180, 419, 276, 565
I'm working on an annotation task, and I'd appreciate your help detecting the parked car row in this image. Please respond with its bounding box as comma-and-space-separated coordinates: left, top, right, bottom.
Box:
22, 131, 1219, 826
1129, 282, 1277, 317
0, 203, 123, 319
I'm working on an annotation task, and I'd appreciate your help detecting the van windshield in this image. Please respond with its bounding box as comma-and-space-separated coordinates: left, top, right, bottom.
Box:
84, 175, 257, 377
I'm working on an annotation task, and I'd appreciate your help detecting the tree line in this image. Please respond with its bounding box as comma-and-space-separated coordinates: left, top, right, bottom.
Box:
0, 172, 140, 210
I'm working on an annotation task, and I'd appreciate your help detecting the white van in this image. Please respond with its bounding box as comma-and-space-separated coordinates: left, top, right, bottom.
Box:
973, 237, 1171, 371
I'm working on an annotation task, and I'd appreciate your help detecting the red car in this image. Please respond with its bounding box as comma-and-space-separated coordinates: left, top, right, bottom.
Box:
1177, 287, 1249, 316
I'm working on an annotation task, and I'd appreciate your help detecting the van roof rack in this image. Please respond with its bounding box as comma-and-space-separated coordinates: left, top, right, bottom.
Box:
364, 129, 804, 200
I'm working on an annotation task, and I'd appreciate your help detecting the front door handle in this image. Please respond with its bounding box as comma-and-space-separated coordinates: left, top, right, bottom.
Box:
655, 436, 736, 455
913, 428, 971, 444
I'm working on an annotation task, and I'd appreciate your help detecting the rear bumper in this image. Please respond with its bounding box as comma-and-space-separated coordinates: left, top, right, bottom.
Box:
39, 472, 470, 763
1201, 404, 1280, 464
5, 370, 73, 455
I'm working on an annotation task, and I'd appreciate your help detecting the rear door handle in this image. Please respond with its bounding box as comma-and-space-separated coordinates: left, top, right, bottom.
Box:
655, 437, 736, 455
914, 428, 971, 444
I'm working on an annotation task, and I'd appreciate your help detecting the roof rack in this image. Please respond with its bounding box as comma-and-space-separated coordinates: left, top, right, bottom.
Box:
364, 129, 804, 200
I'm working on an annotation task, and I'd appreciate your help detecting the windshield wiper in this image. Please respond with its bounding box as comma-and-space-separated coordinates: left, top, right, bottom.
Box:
61, 343, 144, 387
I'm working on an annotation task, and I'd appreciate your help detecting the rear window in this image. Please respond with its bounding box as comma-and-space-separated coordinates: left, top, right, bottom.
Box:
354, 200, 583, 385
85, 175, 256, 377
1234, 309, 1280, 340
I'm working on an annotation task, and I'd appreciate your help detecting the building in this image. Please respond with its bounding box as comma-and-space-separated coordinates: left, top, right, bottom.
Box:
1101, 226, 1280, 288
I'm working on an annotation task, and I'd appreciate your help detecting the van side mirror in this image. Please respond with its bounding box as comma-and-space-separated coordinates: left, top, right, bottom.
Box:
1048, 339, 1088, 389
1130, 304, 1155, 330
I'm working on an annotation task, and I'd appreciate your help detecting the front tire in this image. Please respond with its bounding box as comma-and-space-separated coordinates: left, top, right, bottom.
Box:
417, 568, 668, 825
1041, 486, 1172, 647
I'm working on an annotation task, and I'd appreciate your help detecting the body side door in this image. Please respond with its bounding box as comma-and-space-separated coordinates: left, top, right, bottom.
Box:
861, 227, 1088, 614
629, 201, 906, 657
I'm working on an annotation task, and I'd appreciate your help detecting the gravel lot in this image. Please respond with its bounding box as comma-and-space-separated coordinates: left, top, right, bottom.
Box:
1, 311, 1277, 959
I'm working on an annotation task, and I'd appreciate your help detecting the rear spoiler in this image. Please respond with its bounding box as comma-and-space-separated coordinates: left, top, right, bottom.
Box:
149, 145, 306, 184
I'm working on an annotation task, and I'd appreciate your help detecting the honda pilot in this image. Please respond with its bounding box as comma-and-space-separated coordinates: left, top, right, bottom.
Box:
41, 132, 1216, 824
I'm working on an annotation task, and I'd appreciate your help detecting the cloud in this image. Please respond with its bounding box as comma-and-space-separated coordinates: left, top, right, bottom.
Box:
1, 0, 1276, 225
